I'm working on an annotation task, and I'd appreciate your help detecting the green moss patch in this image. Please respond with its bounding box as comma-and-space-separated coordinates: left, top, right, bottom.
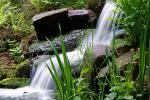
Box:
0, 77, 30, 89
15, 59, 30, 78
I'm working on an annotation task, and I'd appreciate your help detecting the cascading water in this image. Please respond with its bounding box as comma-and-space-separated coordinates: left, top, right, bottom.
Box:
0, 2, 124, 100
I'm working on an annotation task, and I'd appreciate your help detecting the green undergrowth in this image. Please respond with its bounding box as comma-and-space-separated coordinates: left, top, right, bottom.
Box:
30, 0, 88, 11
0, 59, 30, 88
0, 77, 30, 89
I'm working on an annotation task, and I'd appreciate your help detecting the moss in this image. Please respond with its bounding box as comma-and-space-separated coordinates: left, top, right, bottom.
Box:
0, 77, 30, 89
110, 39, 130, 48
0, 71, 7, 81
15, 59, 30, 78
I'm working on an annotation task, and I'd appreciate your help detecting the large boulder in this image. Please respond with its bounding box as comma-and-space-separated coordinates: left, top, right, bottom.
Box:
68, 10, 94, 29
33, 8, 69, 40
33, 8, 96, 40
97, 51, 133, 78
82, 45, 131, 80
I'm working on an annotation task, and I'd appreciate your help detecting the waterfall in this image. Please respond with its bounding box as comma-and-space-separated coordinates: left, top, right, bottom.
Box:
30, 2, 118, 90
0, 2, 124, 100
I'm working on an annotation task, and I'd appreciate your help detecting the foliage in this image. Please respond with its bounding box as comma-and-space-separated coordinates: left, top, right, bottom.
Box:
6, 39, 24, 62
0, 77, 30, 88
47, 36, 75, 100
117, 0, 150, 95
106, 81, 135, 100
116, 0, 150, 46
66, 0, 87, 9
0, 0, 34, 37
30, 0, 54, 10
30, 0, 87, 10
47, 34, 98, 100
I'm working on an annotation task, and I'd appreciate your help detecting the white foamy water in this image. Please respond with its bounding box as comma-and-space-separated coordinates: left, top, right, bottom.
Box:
0, 87, 54, 100
0, 2, 124, 100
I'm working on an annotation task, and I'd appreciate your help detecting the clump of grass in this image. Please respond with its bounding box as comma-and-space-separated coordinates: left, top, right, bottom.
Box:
47, 36, 74, 100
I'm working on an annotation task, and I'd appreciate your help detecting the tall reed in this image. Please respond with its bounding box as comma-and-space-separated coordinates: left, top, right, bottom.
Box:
47, 36, 74, 100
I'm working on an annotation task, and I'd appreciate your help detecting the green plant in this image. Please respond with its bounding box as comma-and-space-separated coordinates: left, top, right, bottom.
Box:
0, 0, 35, 38
9, 12, 33, 35
106, 81, 135, 100
30, 0, 87, 10
6, 39, 24, 62
47, 36, 75, 100
117, 0, 150, 95
0, 0, 11, 27
30, 0, 52, 10
69, 0, 87, 9
117, 0, 150, 46
47, 33, 97, 100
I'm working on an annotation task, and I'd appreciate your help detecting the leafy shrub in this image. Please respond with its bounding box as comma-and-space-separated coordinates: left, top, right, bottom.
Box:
30, 0, 61, 10
0, 0, 35, 37
117, 0, 150, 93
117, 0, 150, 46
30, 0, 87, 10
106, 81, 135, 100
6, 39, 24, 62
0, 78, 30, 88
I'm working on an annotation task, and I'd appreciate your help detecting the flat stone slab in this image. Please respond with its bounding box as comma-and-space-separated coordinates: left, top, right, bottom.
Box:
32, 8, 96, 40
97, 51, 133, 78
33, 8, 69, 22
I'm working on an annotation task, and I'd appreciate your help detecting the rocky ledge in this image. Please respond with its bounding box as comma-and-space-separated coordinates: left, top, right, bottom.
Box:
33, 8, 96, 40
27, 30, 84, 58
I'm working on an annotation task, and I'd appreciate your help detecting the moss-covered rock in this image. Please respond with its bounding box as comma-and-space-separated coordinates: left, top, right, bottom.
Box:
0, 71, 7, 80
15, 59, 30, 78
0, 77, 30, 89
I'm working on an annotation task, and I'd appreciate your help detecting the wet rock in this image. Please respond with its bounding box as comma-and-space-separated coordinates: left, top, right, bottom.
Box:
115, 45, 132, 56
91, 45, 111, 68
28, 30, 84, 57
33, 8, 96, 40
30, 55, 50, 79
97, 51, 133, 78
68, 10, 93, 29
82, 44, 111, 80
31, 54, 81, 79
83, 44, 111, 70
